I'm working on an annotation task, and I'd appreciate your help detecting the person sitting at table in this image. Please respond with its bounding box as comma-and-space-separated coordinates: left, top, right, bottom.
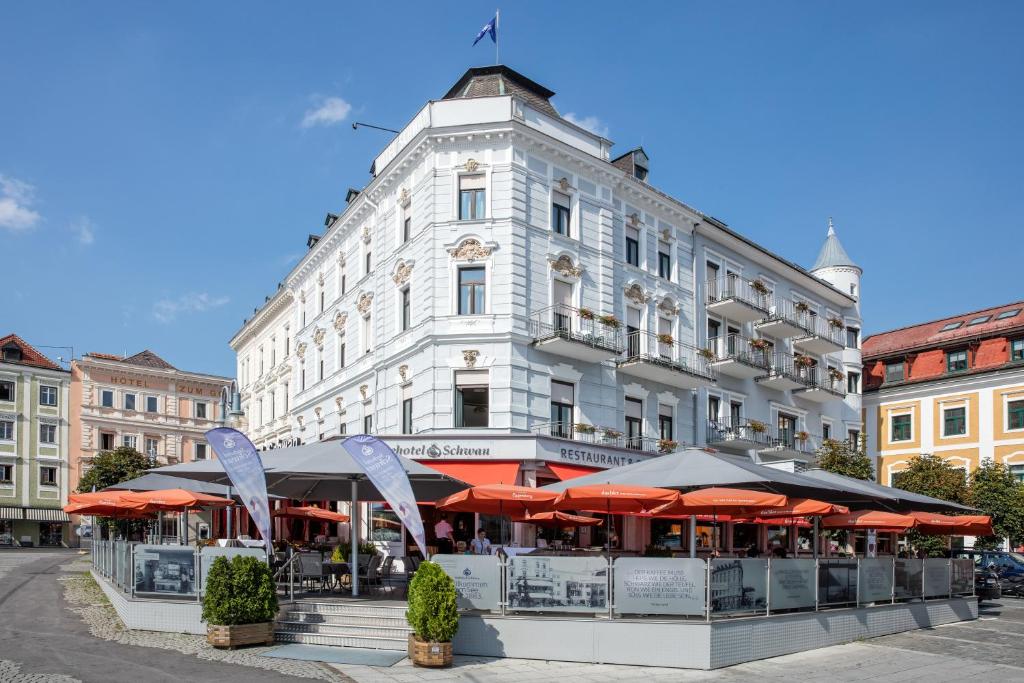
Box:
470, 528, 492, 555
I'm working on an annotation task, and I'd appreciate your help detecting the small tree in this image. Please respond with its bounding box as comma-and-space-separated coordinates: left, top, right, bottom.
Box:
406, 561, 458, 643
76, 446, 153, 493
816, 437, 873, 481
892, 455, 969, 557
968, 462, 1024, 549
202, 555, 278, 626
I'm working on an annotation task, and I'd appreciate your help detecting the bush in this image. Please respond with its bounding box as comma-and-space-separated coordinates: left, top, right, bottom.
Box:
405, 561, 458, 642
202, 555, 279, 626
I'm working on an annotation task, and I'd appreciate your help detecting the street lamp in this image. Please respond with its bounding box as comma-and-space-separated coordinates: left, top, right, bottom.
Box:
217, 381, 245, 538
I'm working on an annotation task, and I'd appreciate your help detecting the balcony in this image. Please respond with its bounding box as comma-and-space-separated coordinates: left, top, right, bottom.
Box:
755, 353, 811, 391
707, 334, 771, 380
758, 428, 818, 464
530, 305, 623, 363
755, 298, 813, 340
793, 368, 847, 403
792, 316, 845, 355
532, 421, 679, 455
705, 418, 772, 452
705, 276, 771, 324
617, 331, 717, 390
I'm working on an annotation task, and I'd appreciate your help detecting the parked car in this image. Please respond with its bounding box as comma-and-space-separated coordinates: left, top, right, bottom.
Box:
953, 548, 1022, 600
953, 548, 1024, 577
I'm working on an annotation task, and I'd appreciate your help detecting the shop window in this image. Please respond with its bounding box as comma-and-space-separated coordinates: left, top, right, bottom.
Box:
947, 349, 968, 373
39, 385, 57, 406
651, 518, 684, 549
550, 381, 574, 438
455, 371, 489, 428
458, 174, 486, 220
943, 406, 966, 437
39, 466, 57, 486
891, 414, 912, 442
370, 503, 402, 542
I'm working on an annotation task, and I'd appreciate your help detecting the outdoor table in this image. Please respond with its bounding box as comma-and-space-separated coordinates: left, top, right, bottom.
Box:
322, 561, 351, 592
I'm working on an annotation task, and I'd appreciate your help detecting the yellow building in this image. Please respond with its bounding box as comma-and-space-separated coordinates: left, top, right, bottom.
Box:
862, 301, 1024, 484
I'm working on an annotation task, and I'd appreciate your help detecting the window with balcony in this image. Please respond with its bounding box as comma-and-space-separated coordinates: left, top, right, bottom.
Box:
884, 362, 904, 383
1009, 399, 1024, 431
552, 191, 571, 236
947, 349, 968, 373
550, 381, 574, 438
659, 404, 674, 441
778, 413, 797, 447
455, 371, 489, 428
39, 466, 57, 486
729, 401, 742, 426
891, 414, 912, 442
847, 371, 860, 394
458, 174, 486, 220
0, 420, 12, 441
0, 381, 14, 402
39, 423, 56, 444
943, 406, 966, 437
658, 244, 671, 280
625, 397, 643, 450
1012, 339, 1024, 362
625, 227, 640, 267
39, 385, 57, 407
457, 267, 486, 315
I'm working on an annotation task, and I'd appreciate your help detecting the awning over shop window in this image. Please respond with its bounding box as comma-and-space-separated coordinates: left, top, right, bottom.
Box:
0, 507, 24, 520
25, 508, 70, 522
417, 461, 520, 487
546, 463, 602, 481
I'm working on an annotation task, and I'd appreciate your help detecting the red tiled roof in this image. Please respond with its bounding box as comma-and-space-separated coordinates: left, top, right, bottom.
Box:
86, 349, 176, 370
0, 334, 64, 371
87, 352, 124, 361
863, 301, 1024, 359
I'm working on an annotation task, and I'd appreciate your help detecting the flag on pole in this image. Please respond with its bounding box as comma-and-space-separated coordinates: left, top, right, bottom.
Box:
473, 14, 497, 46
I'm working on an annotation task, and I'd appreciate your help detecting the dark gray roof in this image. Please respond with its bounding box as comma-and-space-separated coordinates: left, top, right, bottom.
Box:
443, 65, 559, 118
799, 469, 974, 512
812, 221, 859, 271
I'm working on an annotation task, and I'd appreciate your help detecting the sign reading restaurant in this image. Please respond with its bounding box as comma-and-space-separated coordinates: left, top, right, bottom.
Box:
385, 434, 654, 469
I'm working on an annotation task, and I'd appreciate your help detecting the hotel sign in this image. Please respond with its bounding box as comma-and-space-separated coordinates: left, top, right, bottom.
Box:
385, 435, 655, 469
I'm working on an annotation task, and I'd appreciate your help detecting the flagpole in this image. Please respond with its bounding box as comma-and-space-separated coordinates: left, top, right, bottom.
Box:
495, 8, 500, 65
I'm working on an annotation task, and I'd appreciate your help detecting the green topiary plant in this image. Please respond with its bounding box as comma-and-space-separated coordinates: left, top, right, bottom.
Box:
202, 555, 278, 626
405, 561, 459, 643
331, 545, 346, 563
202, 556, 234, 625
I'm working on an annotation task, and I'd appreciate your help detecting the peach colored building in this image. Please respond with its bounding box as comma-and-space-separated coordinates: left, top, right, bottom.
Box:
69, 350, 232, 499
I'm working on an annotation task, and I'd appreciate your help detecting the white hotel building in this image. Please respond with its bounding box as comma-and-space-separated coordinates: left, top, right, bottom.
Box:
230, 66, 863, 548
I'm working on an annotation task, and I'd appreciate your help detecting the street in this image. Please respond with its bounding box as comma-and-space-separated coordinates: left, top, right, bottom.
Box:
2, 551, 1024, 682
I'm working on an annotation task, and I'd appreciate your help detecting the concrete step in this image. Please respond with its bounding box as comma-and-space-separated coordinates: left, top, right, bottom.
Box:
284, 600, 407, 619
273, 628, 408, 651
276, 620, 412, 641
282, 610, 409, 629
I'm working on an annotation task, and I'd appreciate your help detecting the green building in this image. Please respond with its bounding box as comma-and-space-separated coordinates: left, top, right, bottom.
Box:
0, 334, 71, 546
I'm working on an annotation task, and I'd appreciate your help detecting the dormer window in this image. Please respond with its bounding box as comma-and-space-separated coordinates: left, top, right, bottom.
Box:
1, 344, 21, 362
634, 164, 648, 181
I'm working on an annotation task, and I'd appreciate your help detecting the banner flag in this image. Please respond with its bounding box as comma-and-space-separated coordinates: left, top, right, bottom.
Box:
342, 435, 427, 558
205, 428, 271, 547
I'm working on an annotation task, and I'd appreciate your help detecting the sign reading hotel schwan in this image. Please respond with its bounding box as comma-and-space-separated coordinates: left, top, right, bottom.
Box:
387, 436, 649, 468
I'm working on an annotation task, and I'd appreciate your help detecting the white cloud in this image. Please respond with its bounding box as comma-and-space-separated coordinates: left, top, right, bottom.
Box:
563, 113, 609, 138
301, 96, 352, 128
152, 292, 230, 324
71, 217, 95, 245
0, 175, 41, 232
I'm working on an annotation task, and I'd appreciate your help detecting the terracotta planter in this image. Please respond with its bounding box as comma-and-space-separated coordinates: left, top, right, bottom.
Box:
408, 634, 453, 667
207, 622, 275, 649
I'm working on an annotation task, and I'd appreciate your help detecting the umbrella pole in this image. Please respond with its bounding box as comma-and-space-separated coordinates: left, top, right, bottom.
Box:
183, 508, 189, 545
689, 515, 697, 559
813, 517, 819, 559
350, 479, 359, 597
157, 511, 163, 543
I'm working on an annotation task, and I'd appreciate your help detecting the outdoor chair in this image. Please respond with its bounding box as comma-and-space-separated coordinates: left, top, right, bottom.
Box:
297, 552, 326, 592
378, 555, 395, 594
357, 554, 382, 594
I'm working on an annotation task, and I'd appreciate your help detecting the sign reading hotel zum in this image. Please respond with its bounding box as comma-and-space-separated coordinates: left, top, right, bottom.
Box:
102, 371, 220, 396
386, 436, 654, 469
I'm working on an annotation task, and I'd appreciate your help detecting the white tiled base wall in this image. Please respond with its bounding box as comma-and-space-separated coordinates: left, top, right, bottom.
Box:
92, 569, 206, 635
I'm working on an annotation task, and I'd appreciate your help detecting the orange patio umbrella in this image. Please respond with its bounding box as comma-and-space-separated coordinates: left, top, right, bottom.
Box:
272, 506, 350, 523
512, 511, 603, 527
749, 498, 849, 518
648, 487, 787, 516
553, 485, 680, 549
732, 516, 813, 528
910, 512, 993, 536
820, 509, 917, 531
435, 484, 558, 516
65, 491, 151, 518
120, 489, 234, 511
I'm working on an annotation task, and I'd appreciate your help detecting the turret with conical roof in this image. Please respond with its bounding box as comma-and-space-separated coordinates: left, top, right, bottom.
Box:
812, 218, 860, 272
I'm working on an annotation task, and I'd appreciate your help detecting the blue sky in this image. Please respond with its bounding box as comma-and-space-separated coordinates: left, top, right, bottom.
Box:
2, 2, 1022, 376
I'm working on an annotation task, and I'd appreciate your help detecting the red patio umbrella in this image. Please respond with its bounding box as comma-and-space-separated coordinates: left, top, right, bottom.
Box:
65, 491, 152, 518
553, 485, 680, 550
749, 498, 849, 518
119, 489, 234, 511
732, 516, 813, 528
909, 512, 993, 536
512, 511, 603, 527
820, 509, 917, 531
648, 487, 787, 516
435, 484, 558, 516
272, 506, 350, 523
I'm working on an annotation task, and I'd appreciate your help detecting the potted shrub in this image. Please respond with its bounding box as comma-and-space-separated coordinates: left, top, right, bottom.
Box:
406, 561, 458, 667
601, 427, 623, 439
794, 354, 815, 368
828, 367, 846, 381
698, 347, 717, 361
796, 430, 810, 443
657, 333, 674, 345
750, 279, 770, 296
204, 555, 278, 649
748, 420, 768, 434
575, 423, 596, 434
657, 438, 679, 453
828, 317, 845, 330
578, 307, 595, 320
794, 301, 810, 314
598, 314, 621, 329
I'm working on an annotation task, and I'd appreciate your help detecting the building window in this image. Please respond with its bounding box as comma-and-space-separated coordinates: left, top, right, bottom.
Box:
39, 466, 57, 486
145, 437, 159, 457
625, 397, 643, 450
99, 389, 114, 407
458, 174, 486, 220
551, 191, 571, 236
847, 371, 860, 394
194, 402, 208, 419
1011, 339, 1024, 362
884, 362, 904, 383
778, 413, 798, 447
846, 327, 860, 349
455, 371, 489, 428
943, 406, 966, 437
363, 314, 372, 354
39, 385, 57, 407
363, 414, 373, 434
338, 339, 346, 369
402, 389, 413, 435
947, 349, 968, 373
402, 204, 412, 243
285, 327, 291, 355
340, 273, 347, 296
258, 346, 264, 375
0, 381, 15, 403
100, 432, 115, 451
659, 405, 674, 441
123, 393, 136, 411
1009, 399, 1024, 431
0, 463, 11, 483
550, 380, 574, 438
1, 345, 22, 362
339, 421, 347, 435
271, 337, 277, 367
457, 267, 486, 315
0, 420, 12, 441
822, 422, 832, 441
141, 395, 156, 413
729, 401, 742, 426
319, 289, 325, 313
39, 423, 56, 444
891, 414, 912, 442
195, 443, 207, 460
365, 250, 372, 275
319, 357, 324, 381
283, 384, 289, 412
708, 395, 721, 423
401, 287, 411, 332
122, 435, 138, 450
658, 244, 671, 280
625, 226, 640, 267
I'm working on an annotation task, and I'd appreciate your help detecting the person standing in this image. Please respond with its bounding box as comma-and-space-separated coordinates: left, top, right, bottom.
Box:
470, 528, 492, 555
434, 514, 455, 555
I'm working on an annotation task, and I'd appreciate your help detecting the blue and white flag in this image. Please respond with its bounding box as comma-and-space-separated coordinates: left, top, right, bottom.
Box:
342, 435, 427, 558
206, 428, 271, 547
473, 14, 497, 46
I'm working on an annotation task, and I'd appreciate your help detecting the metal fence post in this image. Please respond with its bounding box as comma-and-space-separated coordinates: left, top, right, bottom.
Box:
288, 546, 294, 600
855, 558, 861, 607
891, 558, 895, 604
705, 558, 712, 622
814, 558, 820, 611
196, 547, 202, 604
765, 558, 771, 616
500, 555, 507, 616
130, 544, 135, 598
607, 556, 614, 620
